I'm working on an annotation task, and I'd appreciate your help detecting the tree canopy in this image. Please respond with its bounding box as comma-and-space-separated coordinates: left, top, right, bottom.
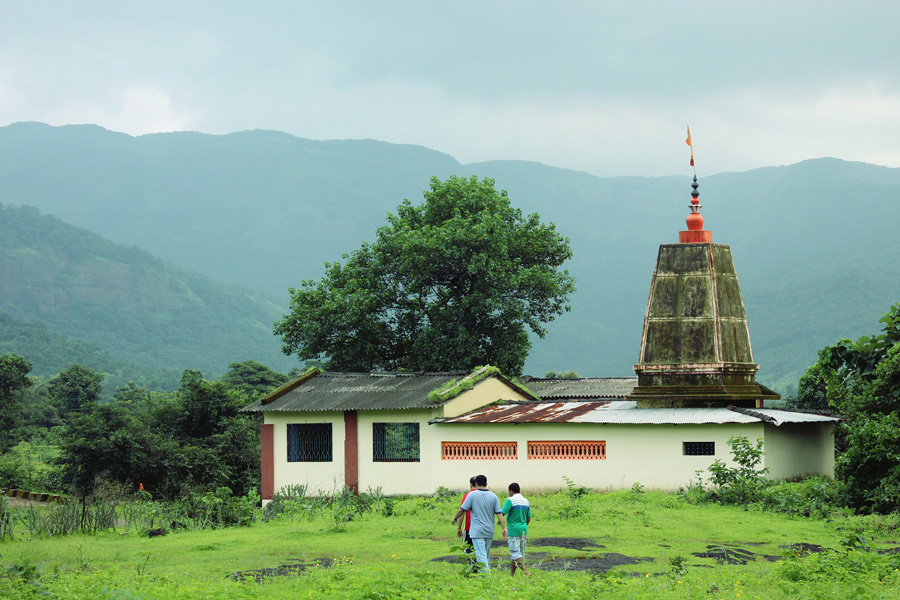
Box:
218, 360, 289, 398
0, 353, 31, 399
275, 175, 576, 376
795, 303, 900, 512
57, 369, 260, 497
0, 353, 33, 451
49, 364, 104, 417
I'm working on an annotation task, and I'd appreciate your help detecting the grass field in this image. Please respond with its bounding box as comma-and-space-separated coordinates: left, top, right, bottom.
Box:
2, 488, 899, 599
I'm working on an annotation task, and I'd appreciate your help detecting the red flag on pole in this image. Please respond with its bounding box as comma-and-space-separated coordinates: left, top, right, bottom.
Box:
685, 125, 694, 167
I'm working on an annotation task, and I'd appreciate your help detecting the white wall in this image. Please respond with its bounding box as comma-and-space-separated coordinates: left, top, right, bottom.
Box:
264, 407, 836, 497
425, 422, 767, 493
763, 423, 835, 480
357, 409, 441, 495
265, 412, 347, 495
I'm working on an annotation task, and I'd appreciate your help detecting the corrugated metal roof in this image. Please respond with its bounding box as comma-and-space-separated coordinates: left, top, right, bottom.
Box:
242, 371, 467, 412
434, 401, 628, 423
436, 402, 842, 426
522, 377, 637, 400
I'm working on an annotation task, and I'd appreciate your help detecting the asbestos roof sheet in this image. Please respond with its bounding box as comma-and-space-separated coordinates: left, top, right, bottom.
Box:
242, 371, 466, 412
521, 377, 637, 400
437, 402, 842, 426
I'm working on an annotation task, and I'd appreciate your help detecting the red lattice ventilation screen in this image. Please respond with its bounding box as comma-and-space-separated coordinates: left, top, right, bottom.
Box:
441, 441, 518, 460
528, 441, 606, 460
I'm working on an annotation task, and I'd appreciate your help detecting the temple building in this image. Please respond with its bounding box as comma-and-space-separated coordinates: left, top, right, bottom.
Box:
243, 173, 838, 499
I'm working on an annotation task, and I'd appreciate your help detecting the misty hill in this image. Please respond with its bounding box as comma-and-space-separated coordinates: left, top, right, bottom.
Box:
1, 122, 898, 392
0, 308, 182, 392
0, 203, 297, 380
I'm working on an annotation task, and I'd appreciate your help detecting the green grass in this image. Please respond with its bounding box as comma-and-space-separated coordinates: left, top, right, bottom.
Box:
2, 490, 899, 599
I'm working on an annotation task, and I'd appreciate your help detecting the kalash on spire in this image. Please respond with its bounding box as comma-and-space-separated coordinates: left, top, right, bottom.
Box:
626, 127, 780, 408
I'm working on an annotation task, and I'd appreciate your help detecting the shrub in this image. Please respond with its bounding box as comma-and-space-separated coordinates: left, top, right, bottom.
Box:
704, 436, 770, 504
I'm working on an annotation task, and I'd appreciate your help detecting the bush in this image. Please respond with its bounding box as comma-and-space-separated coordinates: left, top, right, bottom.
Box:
758, 477, 846, 517
0, 441, 63, 492
704, 436, 770, 504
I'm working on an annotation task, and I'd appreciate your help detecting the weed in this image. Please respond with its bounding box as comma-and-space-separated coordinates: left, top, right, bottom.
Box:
382, 497, 395, 517
433, 486, 455, 501
136, 554, 151, 576
703, 436, 770, 504
449, 542, 481, 576
560, 475, 589, 518
73, 544, 93, 572
669, 555, 688, 579
1, 557, 45, 595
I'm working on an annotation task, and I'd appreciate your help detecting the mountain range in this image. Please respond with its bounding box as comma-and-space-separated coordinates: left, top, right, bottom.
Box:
1, 121, 898, 393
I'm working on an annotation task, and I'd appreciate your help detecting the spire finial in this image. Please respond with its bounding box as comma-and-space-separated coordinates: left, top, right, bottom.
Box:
679, 129, 711, 243
685, 125, 696, 177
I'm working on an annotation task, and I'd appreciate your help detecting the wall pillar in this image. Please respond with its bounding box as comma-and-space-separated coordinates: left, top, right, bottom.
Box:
261, 424, 274, 500
344, 411, 359, 493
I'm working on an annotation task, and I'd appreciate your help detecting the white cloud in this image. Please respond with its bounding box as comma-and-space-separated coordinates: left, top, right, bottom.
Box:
50, 84, 198, 136
3, 2, 899, 177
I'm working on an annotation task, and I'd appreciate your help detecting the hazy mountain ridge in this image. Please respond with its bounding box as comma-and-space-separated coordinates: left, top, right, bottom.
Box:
0, 203, 297, 380
0, 308, 182, 393
1, 122, 898, 392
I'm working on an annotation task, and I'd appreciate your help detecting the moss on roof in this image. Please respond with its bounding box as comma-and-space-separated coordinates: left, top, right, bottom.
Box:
427, 365, 540, 404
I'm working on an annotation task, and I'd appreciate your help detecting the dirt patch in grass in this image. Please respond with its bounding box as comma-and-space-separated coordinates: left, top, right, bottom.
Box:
231, 558, 334, 583
529, 537, 604, 551
234, 538, 857, 579
431, 552, 551, 564
782, 542, 827, 555
691, 545, 760, 565
690, 542, 831, 565
430, 538, 841, 573
537, 553, 653, 574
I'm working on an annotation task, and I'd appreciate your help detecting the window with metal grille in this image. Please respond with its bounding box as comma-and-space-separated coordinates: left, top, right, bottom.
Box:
441, 442, 518, 460
683, 441, 715, 456
528, 441, 606, 460
287, 423, 332, 462
373, 422, 420, 462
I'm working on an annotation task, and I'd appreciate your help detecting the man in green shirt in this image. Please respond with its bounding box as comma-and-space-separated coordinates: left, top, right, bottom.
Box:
501, 482, 531, 577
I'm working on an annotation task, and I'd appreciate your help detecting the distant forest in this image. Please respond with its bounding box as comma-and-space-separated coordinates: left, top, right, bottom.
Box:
1, 122, 899, 394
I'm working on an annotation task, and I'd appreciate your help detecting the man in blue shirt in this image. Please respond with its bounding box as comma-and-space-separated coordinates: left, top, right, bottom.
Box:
451, 474, 506, 573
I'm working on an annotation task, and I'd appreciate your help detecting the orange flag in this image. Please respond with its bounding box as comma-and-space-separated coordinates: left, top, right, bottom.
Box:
685, 125, 694, 167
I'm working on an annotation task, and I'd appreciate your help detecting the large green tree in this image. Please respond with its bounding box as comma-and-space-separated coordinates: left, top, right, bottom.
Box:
49, 364, 104, 418
795, 303, 900, 512
219, 360, 289, 398
0, 353, 33, 450
0, 353, 31, 398
275, 175, 576, 376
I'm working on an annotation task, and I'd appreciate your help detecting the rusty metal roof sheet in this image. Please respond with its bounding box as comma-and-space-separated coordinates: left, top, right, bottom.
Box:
436, 402, 841, 426
522, 377, 637, 400
242, 371, 467, 412
435, 401, 633, 423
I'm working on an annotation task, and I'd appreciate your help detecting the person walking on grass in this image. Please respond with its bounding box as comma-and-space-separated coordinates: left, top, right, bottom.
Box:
451, 474, 506, 573
457, 476, 477, 562
501, 482, 531, 577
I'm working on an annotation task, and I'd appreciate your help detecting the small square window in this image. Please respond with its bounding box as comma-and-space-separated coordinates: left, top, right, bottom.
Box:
683, 441, 715, 456
373, 423, 420, 462
287, 423, 332, 462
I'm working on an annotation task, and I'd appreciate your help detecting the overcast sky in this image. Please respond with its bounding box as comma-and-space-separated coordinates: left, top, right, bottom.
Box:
2, 1, 898, 177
